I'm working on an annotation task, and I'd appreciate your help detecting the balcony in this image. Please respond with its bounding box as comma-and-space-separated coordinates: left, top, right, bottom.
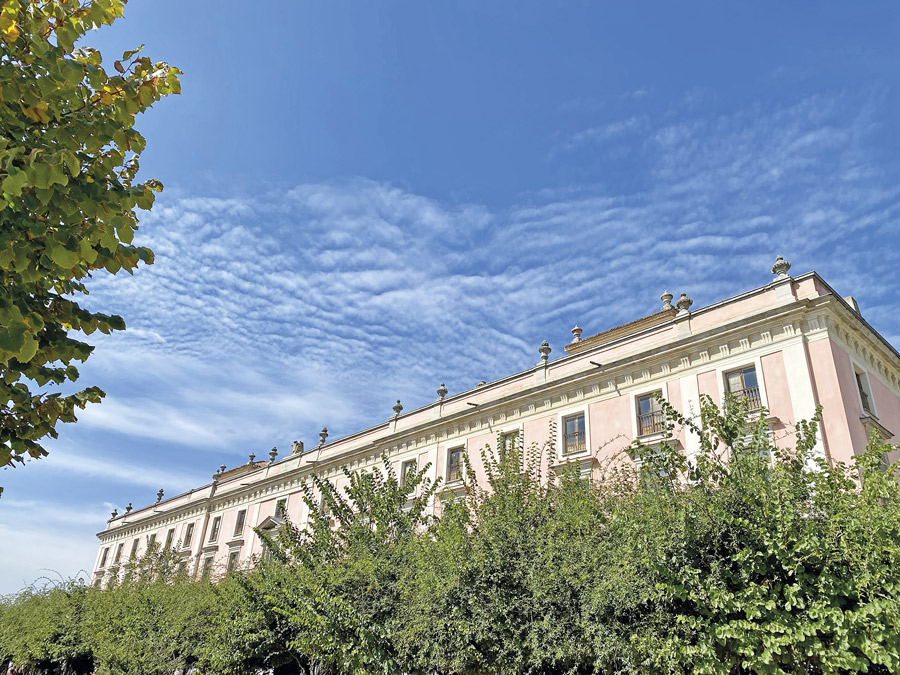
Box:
730, 386, 762, 411
563, 430, 586, 456
638, 411, 665, 436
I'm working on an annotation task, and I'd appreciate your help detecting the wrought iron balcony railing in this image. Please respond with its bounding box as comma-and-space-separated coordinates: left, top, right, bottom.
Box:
563, 430, 586, 456
638, 410, 665, 436
730, 385, 762, 411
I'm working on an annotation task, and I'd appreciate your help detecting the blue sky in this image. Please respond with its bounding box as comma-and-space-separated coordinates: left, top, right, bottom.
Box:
2, 1, 900, 593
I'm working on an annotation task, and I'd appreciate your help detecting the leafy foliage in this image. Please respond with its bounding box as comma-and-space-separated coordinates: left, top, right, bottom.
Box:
3, 400, 899, 674
0, 0, 180, 486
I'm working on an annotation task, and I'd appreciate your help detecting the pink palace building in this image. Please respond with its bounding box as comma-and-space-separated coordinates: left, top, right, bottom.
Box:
92, 257, 900, 583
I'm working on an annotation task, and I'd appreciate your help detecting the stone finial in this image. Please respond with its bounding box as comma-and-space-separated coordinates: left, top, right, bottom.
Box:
156, 489, 164, 503
291, 440, 304, 456
676, 293, 693, 314
771, 255, 792, 278
571, 325, 583, 343
477, 380, 487, 387
437, 383, 448, 400
392, 399, 403, 417
248, 453, 256, 464
660, 290, 674, 310
219, 464, 227, 474
319, 427, 328, 446
269, 447, 278, 462
539, 340, 551, 363
110, 508, 118, 520
125, 503, 132, 514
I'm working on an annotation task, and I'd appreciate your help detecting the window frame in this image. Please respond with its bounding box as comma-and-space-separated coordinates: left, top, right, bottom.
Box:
113, 542, 124, 565
275, 498, 287, 518
129, 538, 140, 560
399, 458, 417, 487
445, 446, 464, 484
498, 427, 521, 459
233, 509, 247, 537
164, 528, 175, 550
852, 364, 877, 418
209, 516, 221, 542
99, 546, 109, 569
226, 550, 240, 573
182, 522, 195, 549
632, 386, 668, 440
201, 556, 215, 579
714, 355, 769, 416
558, 409, 589, 458
723, 364, 764, 412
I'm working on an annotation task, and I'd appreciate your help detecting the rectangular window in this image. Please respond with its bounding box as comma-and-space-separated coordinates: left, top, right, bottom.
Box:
147, 533, 157, 548
725, 366, 762, 411
233, 509, 246, 537
99, 547, 109, 568
209, 516, 221, 542
164, 528, 175, 549
227, 550, 240, 572
499, 430, 519, 458
446, 447, 463, 483
129, 539, 139, 560
202, 556, 214, 579
636, 392, 664, 436
113, 542, 124, 565
400, 459, 417, 487
183, 522, 195, 548
562, 413, 587, 456
856, 370, 874, 415
275, 498, 287, 518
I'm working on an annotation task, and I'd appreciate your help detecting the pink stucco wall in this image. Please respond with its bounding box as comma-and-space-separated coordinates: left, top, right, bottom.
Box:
589, 395, 632, 463
807, 339, 858, 465
867, 371, 900, 464
760, 351, 794, 449
697, 369, 718, 402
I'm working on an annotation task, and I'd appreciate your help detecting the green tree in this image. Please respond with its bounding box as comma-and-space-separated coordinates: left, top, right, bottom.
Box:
3, 401, 898, 674
202, 455, 440, 675
620, 394, 900, 673
0, 0, 180, 489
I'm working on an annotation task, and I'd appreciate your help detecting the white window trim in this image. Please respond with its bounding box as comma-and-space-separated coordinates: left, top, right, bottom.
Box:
399, 458, 418, 486
208, 515, 222, 543
849, 358, 878, 419
232, 509, 247, 538
444, 444, 465, 485
631, 383, 670, 442
226, 546, 242, 572
557, 406, 590, 461
181, 521, 196, 550
496, 424, 524, 455
714, 355, 769, 415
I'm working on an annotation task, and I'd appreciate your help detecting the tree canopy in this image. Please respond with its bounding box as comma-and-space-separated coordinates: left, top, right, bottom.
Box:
2, 397, 899, 674
0, 0, 180, 489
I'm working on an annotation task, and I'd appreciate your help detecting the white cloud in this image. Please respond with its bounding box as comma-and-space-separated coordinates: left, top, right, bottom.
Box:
44, 449, 205, 493
5, 88, 900, 594
562, 116, 649, 150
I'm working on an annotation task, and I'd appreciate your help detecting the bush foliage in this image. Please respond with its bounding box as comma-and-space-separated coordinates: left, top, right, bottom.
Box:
3, 397, 899, 674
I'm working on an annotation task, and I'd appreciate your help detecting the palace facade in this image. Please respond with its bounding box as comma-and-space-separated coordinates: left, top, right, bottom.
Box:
92, 258, 900, 584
